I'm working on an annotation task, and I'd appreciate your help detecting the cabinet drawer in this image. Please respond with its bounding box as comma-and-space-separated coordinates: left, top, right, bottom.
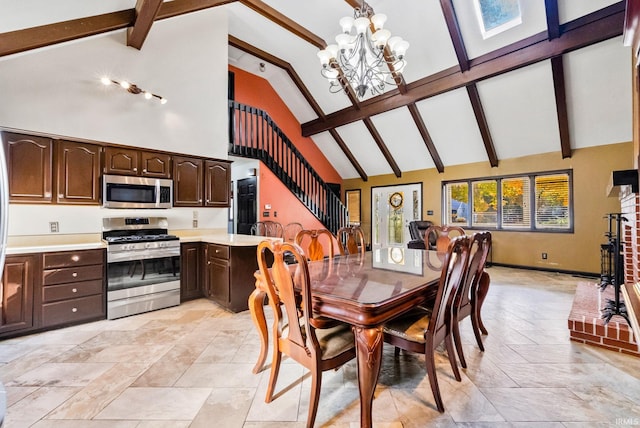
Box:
43, 249, 104, 269
208, 244, 229, 260
41, 294, 105, 327
43, 265, 103, 285
42, 279, 103, 303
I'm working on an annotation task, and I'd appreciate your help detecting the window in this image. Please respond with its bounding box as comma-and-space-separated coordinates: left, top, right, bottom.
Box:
345, 189, 361, 225
443, 170, 572, 232
473, 0, 522, 39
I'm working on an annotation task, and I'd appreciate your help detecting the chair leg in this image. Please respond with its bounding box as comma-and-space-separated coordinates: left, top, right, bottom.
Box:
470, 309, 485, 352
306, 369, 322, 428
452, 319, 467, 369
425, 338, 445, 413
265, 346, 282, 403
476, 272, 490, 335
444, 335, 461, 382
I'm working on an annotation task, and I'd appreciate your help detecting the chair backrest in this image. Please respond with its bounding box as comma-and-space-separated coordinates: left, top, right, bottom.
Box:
425, 224, 466, 252
295, 229, 337, 261
283, 222, 303, 243
336, 225, 366, 256
429, 235, 471, 340
409, 221, 434, 242
256, 240, 319, 360
455, 231, 492, 310
251, 221, 283, 238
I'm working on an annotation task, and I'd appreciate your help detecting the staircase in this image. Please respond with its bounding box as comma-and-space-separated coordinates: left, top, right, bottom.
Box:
228, 101, 348, 233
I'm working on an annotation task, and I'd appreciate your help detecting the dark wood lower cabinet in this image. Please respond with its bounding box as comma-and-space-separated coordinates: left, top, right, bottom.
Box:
1, 248, 106, 339
180, 242, 203, 301
0, 254, 37, 336
204, 243, 258, 312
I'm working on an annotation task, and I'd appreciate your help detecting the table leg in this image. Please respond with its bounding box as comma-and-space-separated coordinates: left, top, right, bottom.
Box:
249, 288, 268, 374
353, 325, 383, 428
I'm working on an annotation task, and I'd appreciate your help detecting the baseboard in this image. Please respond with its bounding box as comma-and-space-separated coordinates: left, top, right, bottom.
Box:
488, 262, 599, 279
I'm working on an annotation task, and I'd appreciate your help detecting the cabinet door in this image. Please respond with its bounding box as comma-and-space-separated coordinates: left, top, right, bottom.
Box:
103, 147, 140, 176
141, 152, 171, 178
180, 243, 202, 301
205, 245, 230, 305
56, 140, 101, 204
204, 160, 231, 207
0, 255, 36, 335
2, 132, 53, 203
173, 156, 203, 206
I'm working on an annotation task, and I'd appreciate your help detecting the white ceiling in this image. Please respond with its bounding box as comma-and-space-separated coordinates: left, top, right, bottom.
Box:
0, 0, 632, 180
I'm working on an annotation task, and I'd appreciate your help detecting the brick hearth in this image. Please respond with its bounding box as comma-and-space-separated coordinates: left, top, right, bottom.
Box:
568, 281, 639, 357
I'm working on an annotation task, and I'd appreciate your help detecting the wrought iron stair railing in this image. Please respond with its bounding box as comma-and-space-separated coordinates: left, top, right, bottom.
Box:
228, 101, 348, 233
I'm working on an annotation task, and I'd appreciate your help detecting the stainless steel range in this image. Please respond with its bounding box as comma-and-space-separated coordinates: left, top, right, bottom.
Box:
103, 217, 180, 319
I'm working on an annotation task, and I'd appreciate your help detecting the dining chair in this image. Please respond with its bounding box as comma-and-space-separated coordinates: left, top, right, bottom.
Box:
383, 235, 472, 413
256, 240, 356, 428
283, 222, 303, 242
251, 221, 283, 238
295, 228, 338, 261
425, 224, 466, 252
336, 225, 366, 256
452, 231, 492, 368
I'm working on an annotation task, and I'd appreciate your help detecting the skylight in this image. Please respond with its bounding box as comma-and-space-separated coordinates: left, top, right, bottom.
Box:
473, 0, 522, 39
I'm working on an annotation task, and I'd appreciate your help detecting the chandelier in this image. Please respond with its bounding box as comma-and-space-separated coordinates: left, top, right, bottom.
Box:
317, 2, 409, 98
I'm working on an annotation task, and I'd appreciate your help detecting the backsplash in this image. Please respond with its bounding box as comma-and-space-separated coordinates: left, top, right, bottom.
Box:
8, 204, 227, 236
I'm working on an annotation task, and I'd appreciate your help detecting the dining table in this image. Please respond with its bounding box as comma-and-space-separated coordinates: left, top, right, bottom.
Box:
249, 246, 446, 428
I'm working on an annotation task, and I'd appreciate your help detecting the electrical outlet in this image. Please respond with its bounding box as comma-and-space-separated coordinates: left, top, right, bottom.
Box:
193, 210, 198, 219
542, 252, 548, 260
49, 221, 59, 233
192, 219, 198, 228
274, 211, 277, 217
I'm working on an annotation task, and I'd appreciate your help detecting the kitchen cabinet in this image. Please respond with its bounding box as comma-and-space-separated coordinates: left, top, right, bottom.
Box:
203, 243, 257, 312
104, 146, 171, 178
2, 131, 53, 203
180, 242, 203, 301
173, 156, 203, 206
38, 249, 106, 328
173, 157, 231, 208
56, 140, 101, 204
0, 254, 38, 336
204, 160, 231, 207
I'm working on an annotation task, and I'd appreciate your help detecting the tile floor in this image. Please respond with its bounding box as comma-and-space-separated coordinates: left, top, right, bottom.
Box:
1, 266, 640, 427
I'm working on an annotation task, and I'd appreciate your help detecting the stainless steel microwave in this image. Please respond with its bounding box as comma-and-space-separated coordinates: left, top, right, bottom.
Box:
103, 175, 173, 209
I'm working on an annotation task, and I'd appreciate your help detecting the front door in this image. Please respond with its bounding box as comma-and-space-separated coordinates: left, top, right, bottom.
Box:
371, 183, 422, 249
236, 177, 256, 235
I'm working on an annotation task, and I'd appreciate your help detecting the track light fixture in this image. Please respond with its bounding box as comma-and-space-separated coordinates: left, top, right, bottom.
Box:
100, 77, 167, 104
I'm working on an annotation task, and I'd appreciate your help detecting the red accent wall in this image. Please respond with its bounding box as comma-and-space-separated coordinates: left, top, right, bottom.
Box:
230, 65, 341, 227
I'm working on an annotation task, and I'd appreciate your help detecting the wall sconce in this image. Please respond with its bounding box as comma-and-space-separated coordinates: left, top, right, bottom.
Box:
100, 77, 167, 104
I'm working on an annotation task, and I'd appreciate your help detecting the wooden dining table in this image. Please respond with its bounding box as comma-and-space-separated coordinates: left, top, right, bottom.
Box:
249, 246, 445, 428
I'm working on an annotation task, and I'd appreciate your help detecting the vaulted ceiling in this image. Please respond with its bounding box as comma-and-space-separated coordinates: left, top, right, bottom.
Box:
0, 0, 632, 181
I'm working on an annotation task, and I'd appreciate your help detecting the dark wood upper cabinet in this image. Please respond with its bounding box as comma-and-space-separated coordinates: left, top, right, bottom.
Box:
56, 140, 101, 204
205, 160, 231, 207
173, 156, 203, 206
2, 132, 53, 203
104, 146, 171, 178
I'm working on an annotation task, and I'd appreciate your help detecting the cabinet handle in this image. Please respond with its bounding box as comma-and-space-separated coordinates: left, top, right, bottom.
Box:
215, 249, 219, 254
143, 169, 147, 173
72, 272, 78, 277
207, 261, 211, 265
199, 199, 202, 203
58, 194, 63, 198
71, 255, 80, 262
133, 167, 138, 172
72, 308, 78, 313
72, 288, 77, 293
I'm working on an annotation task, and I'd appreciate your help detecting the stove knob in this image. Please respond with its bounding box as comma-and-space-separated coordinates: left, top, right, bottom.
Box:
145, 243, 152, 249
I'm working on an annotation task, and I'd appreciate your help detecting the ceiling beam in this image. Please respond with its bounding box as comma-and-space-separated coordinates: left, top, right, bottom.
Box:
238, 0, 325, 49
0, 0, 238, 58
363, 118, 401, 177
440, 0, 469, 72
407, 103, 444, 173
302, 2, 625, 136
545, 0, 561, 40
127, 0, 163, 50
228, 36, 368, 181
551, 56, 572, 158
466, 84, 498, 167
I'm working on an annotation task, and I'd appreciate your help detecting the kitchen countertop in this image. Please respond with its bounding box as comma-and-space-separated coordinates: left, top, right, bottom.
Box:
5, 231, 277, 254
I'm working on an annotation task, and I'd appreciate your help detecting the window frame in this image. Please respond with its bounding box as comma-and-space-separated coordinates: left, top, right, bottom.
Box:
442, 169, 573, 233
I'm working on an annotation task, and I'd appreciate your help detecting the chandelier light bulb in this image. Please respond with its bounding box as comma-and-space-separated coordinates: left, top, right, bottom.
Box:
317, 49, 332, 66
144, 91, 152, 100
353, 17, 370, 34
119, 81, 130, 89
370, 13, 387, 30
373, 29, 391, 48
335, 33, 351, 51
98, 77, 166, 104
326, 44, 339, 59
394, 40, 410, 58
100, 77, 112, 86
339, 16, 354, 33
160, 98, 167, 105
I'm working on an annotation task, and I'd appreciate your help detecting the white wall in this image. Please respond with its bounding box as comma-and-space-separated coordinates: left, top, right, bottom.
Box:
0, 8, 230, 236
